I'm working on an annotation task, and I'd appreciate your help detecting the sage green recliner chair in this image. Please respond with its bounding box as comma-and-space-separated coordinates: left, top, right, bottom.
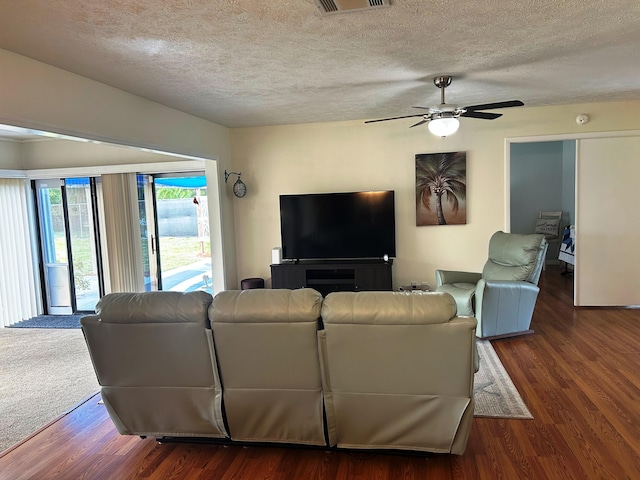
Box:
435, 231, 548, 339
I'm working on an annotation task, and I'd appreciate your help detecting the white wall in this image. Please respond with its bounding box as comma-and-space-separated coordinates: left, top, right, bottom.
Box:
231, 100, 640, 290
0, 48, 238, 291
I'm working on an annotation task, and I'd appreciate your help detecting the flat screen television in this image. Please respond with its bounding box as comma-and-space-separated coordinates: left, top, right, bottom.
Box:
279, 190, 396, 261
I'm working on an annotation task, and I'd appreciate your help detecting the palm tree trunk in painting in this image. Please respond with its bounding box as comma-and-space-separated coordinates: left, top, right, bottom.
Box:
415, 151, 466, 226
435, 192, 446, 225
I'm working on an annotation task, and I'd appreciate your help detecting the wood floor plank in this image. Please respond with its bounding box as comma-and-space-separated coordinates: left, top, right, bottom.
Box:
1, 265, 640, 479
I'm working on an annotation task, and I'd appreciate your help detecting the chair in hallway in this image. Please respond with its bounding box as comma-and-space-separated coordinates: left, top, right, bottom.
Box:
535, 211, 562, 268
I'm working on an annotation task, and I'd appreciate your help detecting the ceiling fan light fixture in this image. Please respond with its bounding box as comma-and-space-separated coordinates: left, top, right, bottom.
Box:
428, 117, 460, 137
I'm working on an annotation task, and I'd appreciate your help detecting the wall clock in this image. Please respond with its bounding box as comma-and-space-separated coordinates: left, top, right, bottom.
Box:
224, 170, 247, 198
232, 177, 247, 198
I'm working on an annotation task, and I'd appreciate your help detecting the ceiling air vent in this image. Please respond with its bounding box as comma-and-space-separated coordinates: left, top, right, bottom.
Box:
313, 0, 390, 15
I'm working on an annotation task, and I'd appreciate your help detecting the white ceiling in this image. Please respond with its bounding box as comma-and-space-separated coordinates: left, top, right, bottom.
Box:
0, 0, 639, 130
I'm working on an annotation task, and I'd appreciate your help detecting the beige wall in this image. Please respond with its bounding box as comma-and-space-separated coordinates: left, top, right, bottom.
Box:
19, 139, 187, 169
0, 140, 22, 170
0, 48, 237, 290
231, 100, 640, 289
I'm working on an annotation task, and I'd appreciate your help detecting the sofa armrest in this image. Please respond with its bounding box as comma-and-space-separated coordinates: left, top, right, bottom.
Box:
475, 279, 541, 338
435, 270, 482, 288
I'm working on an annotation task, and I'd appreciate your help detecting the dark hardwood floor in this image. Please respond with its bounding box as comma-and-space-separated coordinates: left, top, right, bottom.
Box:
1, 266, 639, 479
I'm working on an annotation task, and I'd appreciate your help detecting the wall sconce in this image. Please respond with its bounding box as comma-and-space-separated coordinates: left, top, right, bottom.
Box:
224, 170, 247, 198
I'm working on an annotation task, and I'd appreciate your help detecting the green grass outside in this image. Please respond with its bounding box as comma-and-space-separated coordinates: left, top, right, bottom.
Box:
158, 236, 211, 272
56, 235, 210, 275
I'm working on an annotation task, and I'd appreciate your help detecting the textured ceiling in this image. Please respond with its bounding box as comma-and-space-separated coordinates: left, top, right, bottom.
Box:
0, 0, 639, 129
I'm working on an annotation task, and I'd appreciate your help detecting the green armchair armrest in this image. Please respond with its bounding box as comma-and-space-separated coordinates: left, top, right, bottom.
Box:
475, 279, 541, 338
435, 270, 482, 317
435, 270, 482, 288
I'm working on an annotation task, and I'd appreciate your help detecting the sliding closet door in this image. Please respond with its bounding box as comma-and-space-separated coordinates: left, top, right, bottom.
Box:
576, 136, 640, 306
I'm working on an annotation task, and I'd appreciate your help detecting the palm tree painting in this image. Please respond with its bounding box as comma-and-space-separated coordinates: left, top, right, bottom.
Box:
416, 151, 466, 226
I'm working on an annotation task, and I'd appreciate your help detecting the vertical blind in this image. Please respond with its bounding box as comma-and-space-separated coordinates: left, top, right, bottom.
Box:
100, 173, 144, 293
0, 178, 39, 327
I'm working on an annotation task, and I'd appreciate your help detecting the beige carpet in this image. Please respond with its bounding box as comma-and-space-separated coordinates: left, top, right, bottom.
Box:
474, 340, 533, 419
0, 328, 99, 453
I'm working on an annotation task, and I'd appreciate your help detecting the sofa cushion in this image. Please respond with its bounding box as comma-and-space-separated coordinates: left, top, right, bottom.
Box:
318, 290, 477, 454
482, 231, 545, 282
209, 288, 322, 324
95, 291, 212, 324
208, 288, 326, 446
321, 291, 457, 325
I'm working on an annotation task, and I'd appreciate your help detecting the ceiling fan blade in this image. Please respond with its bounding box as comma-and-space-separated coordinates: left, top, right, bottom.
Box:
464, 100, 524, 111
410, 119, 429, 128
461, 111, 502, 120
364, 113, 427, 124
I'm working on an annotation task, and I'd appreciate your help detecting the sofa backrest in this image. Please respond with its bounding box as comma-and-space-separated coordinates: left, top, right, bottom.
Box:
209, 288, 327, 446
95, 290, 211, 324
81, 291, 227, 438
318, 291, 477, 454
482, 231, 547, 284
320, 289, 457, 325
82, 288, 479, 454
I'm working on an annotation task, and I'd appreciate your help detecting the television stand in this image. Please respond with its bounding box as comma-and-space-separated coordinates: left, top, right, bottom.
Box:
270, 259, 393, 296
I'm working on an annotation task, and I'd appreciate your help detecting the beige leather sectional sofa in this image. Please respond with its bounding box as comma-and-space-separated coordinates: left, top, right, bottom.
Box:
81, 288, 477, 455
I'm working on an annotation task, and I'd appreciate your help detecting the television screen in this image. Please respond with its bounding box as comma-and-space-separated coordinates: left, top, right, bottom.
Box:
279, 190, 396, 260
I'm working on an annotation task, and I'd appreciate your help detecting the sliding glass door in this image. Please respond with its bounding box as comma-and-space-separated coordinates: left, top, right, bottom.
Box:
35, 178, 103, 313
137, 173, 211, 294
35, 172, 209, 314
65, 178, 103, 310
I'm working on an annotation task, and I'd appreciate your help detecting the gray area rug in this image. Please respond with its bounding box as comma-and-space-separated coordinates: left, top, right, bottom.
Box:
0, 328, 100, 453
474, 340, 533, 419
9, 314, 84, 329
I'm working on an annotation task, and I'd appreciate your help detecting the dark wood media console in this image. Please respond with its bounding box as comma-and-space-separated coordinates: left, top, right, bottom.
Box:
270, 259, 393, 296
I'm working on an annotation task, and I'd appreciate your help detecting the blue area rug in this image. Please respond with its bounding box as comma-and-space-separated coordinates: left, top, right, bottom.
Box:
9, 315, 84, 329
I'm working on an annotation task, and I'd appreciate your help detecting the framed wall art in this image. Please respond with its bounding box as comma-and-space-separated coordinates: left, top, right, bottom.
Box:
415, 151, 467, 226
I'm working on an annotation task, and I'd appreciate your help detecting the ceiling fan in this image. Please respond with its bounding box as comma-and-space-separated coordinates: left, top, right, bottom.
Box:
365, 75, 524, 137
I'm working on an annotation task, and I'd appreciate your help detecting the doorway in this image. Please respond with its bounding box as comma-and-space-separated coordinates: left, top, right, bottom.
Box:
137, 173, 212, 294
34, 177, 104, 314
509, 141, 576, 267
